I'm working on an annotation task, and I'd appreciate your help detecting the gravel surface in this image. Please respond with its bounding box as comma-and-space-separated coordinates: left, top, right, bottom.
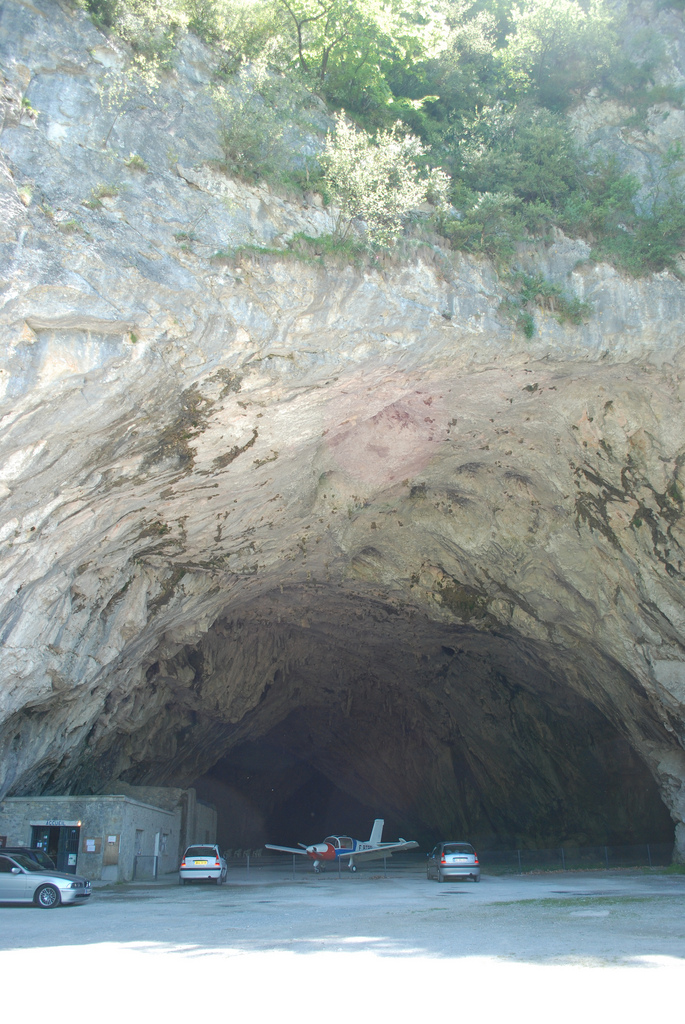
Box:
4, 868, 685, 1020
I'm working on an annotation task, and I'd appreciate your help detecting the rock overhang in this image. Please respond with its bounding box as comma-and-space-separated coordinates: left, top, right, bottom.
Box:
1, 337, 683, 850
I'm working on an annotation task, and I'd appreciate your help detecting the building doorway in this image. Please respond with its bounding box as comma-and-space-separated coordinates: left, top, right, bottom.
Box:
31, 825, 81, 873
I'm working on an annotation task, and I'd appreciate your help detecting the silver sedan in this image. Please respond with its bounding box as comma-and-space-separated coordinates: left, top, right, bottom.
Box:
0, 852, 92, 908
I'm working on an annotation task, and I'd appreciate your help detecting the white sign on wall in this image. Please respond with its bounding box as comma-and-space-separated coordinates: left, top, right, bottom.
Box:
30, 820, 82, 827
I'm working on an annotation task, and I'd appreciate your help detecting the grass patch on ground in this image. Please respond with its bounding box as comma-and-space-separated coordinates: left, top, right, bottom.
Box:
491, 894, 682, 909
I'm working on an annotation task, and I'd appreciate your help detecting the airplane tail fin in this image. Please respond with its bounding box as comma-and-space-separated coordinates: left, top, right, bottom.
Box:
369, 819, 384, 844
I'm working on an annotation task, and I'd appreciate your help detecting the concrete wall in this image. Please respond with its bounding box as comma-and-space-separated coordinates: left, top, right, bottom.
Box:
112, 798, 179, 881
194, 800, 218, 848
0, 786, 217, 881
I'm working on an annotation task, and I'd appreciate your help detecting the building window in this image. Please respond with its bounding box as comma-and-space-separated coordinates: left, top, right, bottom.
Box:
135, 830, 144, 856
160, 833, 168, 854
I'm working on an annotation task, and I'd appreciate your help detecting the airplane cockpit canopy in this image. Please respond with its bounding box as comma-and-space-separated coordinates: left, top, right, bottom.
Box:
324, 836, 354, 849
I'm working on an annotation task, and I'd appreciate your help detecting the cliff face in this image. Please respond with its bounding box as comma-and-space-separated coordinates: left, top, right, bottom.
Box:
2, 0, 685, 852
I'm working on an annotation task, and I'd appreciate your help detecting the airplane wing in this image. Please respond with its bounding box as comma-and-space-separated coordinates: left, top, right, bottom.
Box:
264, 844, 309, 855
337, 849, 390, 863
336, 840, 419, 862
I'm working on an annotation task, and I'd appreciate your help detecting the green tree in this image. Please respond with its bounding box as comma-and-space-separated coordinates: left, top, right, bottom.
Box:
184, 0, 281, 60
502, 0, 617, 109
450, 104, 583, 207
439, 189, 526, 261
273, 0, 446, 113
588, 144, 685, 275
410, 7, 501, 132
322, 112, 449, 244
214, 67, 287, 181
214, 60, 321, 182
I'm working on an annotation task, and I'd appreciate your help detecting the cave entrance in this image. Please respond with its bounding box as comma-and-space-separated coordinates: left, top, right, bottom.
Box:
129, 586, 676, 855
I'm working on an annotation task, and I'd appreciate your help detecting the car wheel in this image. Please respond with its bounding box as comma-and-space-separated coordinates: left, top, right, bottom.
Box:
182, 879, 188, 886
215, 876, 222, 886
473, 875, 481, 882
438, 873, 445, 883
35, 884, 61, 909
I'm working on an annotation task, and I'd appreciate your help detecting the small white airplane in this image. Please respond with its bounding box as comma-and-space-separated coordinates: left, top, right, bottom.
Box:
265, 818, 419, 872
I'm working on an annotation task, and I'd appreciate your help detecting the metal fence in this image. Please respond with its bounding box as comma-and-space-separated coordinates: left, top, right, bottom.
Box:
477, 842, 674, 874
222, 849, 400, 878
217, 842, 675, 879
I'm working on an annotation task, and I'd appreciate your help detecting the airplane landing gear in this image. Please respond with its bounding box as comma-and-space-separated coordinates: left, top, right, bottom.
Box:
349, 863, 357, 872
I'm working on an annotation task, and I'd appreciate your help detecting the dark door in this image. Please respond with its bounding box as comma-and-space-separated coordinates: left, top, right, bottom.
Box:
58, 827, 80, 873
31, 826, 80, 873
31, 826, 60, 865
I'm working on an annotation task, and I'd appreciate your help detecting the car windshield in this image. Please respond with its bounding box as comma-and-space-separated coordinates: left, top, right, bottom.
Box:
10, 854, 42, 871
32, 851, 55, 869
185, 847, 216, 857
443, 844, 474, 855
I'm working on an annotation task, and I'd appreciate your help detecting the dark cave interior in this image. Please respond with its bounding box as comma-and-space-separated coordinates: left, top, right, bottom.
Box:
144, 588, 678, 854
192, 705, 674, 854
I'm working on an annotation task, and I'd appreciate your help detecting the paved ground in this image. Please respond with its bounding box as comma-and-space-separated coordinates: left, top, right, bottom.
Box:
4, 867, 685, 1020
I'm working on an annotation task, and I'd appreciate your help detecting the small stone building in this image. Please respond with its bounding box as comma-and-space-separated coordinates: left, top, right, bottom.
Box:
0, 784, 217, 882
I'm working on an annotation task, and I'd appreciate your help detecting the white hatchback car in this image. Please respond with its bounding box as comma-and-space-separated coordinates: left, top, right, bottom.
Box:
179, 845, 227, 885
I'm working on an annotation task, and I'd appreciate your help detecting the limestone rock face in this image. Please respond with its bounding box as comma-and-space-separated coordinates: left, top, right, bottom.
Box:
2, 1, 685, 853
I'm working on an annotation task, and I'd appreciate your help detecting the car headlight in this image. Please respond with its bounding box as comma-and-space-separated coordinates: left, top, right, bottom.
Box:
69, 882, 82, 889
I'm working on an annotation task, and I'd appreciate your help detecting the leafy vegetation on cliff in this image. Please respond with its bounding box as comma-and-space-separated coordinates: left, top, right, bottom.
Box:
80, 0, 685, 276
321, 113, 450, 244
